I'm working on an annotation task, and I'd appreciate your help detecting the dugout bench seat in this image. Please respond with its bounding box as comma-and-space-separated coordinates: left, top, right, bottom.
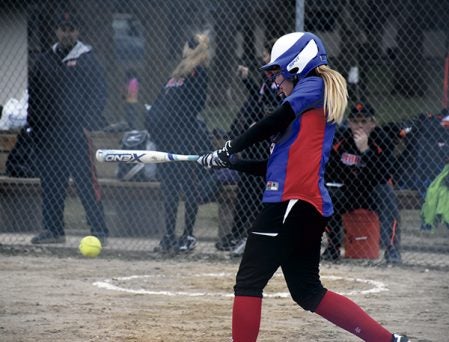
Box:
0, 177, 164, 237
0, 131, 421, 239
0, 131, 164, 237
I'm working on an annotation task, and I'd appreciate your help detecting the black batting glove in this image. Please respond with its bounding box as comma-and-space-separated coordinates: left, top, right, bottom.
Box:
216, 140, 232, 165
197, 141, 232, 169
197, 150, 228, 169
198, 152, 218, 169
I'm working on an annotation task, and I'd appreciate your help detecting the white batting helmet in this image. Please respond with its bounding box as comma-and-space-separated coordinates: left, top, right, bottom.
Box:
261, 32, 328, 80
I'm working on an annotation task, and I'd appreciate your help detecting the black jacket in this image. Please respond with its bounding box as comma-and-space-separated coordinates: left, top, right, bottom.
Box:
325, 126, 394, 203
146, 66, 210, 154
27, 41, 107, 147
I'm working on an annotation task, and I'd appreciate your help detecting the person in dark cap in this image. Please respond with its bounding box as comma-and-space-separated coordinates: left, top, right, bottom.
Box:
349, 101, 375, 118
54, 12, 80, 51
28, 11, 109, 245
322, 102, 402, 263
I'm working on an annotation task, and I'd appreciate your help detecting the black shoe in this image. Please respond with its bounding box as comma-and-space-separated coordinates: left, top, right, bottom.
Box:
321, 246, 341, 261
215, 234, 240, 251
230, 238, 247, 257
392, 333, 410, 341
31, 231, 66, 244
178, 234, 197, 252
385, 246, 402, 264
154, 234, 178, 253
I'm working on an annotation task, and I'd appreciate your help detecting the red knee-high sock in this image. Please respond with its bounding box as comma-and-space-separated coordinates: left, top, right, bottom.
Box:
315, 290, 392, 342
232, 296, 262, 342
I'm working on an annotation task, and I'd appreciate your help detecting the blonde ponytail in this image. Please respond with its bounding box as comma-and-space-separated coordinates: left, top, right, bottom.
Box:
171, 33, 210, 79
315, 65, 348, 124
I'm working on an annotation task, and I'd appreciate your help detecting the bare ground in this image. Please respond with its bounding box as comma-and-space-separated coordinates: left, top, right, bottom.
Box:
1, 253, 448, 342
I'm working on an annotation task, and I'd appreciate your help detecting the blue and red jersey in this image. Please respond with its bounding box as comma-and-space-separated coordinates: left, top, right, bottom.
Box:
262, 77, 335, 217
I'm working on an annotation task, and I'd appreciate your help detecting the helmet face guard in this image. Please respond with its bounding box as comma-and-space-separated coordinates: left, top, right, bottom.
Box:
261, 32, 328, 80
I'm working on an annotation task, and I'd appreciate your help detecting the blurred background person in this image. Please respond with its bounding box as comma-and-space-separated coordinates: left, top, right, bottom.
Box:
146, 32, 211, 253
323, 103, 402, 263
123, 68, 141, 130
28, 12, 109, 245
215, 40, 281, 256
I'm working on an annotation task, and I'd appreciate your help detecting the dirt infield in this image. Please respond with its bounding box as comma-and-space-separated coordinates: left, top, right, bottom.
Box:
1, 254, 448, 342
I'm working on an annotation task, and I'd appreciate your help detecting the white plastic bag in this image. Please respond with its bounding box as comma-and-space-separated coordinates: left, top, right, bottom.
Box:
0, 90, 28, 130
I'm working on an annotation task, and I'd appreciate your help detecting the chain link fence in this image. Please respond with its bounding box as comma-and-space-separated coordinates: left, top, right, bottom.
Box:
1, 0, 448, 268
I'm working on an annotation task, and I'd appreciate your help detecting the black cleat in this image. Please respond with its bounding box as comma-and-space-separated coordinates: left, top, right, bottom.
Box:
215, 234, 240, 251
385, 246, 402, 264
154, 234, 178, 253
31, 231, 66, 244
178, 234, 197, 252
230, 238, 247, 257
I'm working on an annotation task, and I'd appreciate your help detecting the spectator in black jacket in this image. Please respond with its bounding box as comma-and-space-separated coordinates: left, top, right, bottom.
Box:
146, 33, 211, 253
323, 103, 402, 263
28, 13, 108, 245
215, 40, 281, 254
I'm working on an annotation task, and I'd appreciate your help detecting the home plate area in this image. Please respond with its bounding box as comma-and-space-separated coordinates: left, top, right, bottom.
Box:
94, 272, 388, 298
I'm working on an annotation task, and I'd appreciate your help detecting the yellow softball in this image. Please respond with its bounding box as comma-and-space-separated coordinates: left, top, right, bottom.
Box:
79, 236, 102, 258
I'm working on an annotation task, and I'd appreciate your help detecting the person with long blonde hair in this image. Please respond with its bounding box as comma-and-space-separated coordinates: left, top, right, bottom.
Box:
199, 32, 409, 342
146, 32, 212, 253
170, 33, 209, 79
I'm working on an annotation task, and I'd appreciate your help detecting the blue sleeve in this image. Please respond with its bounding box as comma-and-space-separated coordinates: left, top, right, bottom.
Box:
283, 76, 324, 116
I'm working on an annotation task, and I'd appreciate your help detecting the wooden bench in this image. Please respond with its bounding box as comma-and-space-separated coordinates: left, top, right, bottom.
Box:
0, 176, 165, 237
0, 131, 122, 177
0, 131, 165, 237
215, 184, 423, 236
0, 130, 423, 240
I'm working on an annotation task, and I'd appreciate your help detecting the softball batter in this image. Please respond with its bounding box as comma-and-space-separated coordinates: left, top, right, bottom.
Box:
199, 32, 409, 342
